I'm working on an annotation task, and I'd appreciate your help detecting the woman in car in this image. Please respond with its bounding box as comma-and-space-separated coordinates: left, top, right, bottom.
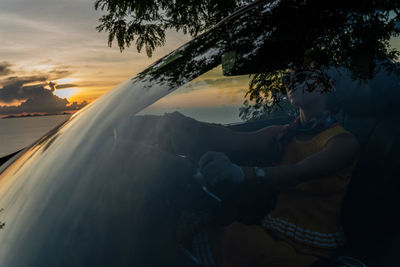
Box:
177, 66, 359, 267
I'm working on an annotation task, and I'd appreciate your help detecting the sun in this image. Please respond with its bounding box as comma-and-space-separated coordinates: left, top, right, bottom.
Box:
49, 78, 80, 100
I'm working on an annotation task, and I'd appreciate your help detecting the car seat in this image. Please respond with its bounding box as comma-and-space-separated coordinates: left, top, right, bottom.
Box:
326, 63, 400, 266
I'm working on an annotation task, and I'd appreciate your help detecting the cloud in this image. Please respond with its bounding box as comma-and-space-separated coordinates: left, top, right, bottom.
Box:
55, 83, 78, 89
0, 75, 47, 102
0, 62, 13, 76
0, 83, 88, 115
47, 81, 78, 91
48, 81, 56, 92
0, 66, 87, 115
48, 69, 73, 79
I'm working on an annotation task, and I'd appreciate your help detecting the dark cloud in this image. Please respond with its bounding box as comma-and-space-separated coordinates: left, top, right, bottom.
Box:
67, 101, 89, 110
0, 62, 86, 115
0, 62, 14, 77
48, 69, 72, 79
55, 83, 78, 89
0, 76, 48, 103
0, 75, 47, 88
48, 81, 56, 92
47, 81, 78, 92
0, 75, 87, 115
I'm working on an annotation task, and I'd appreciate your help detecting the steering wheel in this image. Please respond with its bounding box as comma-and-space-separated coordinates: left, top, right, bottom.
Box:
153, 112, 213, 160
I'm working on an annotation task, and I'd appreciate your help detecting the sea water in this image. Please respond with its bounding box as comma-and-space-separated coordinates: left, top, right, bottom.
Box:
0, 115, 71, 157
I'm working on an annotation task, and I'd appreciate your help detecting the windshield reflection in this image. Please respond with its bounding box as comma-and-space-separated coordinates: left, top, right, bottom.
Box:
0, 2, 285, 266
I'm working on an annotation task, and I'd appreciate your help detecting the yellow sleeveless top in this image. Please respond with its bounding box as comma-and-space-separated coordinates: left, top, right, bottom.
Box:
262, 124, 354, 250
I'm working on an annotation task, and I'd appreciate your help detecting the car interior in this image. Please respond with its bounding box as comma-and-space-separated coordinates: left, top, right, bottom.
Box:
0, 1, 399, 264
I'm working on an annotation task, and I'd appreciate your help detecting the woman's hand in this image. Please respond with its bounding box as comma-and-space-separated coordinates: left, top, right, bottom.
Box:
155, 112, 209, 158
199, 151, 245, 186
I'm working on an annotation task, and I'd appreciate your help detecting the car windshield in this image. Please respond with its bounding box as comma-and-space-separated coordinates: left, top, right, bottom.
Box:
0, 1, 399, 266
0, 2, 291, 266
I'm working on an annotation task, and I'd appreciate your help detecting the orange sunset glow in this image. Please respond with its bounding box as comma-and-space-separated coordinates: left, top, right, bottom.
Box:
0, 0, 191, 116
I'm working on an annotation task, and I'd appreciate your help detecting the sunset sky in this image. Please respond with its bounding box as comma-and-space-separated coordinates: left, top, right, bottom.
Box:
0, 0, 191, 116
1, 0, 400, 116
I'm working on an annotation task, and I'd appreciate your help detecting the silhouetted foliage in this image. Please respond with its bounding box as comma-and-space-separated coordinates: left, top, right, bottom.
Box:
238, 71, 298, 121
95, 0, 252, 57
239, 63, 336, 120
95, 0, 400, 118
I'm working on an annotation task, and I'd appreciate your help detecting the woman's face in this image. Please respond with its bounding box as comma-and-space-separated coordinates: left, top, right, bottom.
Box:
285, 71, 327, 109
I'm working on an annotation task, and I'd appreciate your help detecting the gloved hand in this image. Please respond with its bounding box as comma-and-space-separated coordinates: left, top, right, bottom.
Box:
199, 151, 245, 186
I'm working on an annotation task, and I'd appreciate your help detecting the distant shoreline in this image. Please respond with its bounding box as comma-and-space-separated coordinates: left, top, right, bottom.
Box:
1, 112, 74, 119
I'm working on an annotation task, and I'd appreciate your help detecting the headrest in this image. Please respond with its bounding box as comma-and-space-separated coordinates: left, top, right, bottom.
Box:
327, 63, 400, 118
